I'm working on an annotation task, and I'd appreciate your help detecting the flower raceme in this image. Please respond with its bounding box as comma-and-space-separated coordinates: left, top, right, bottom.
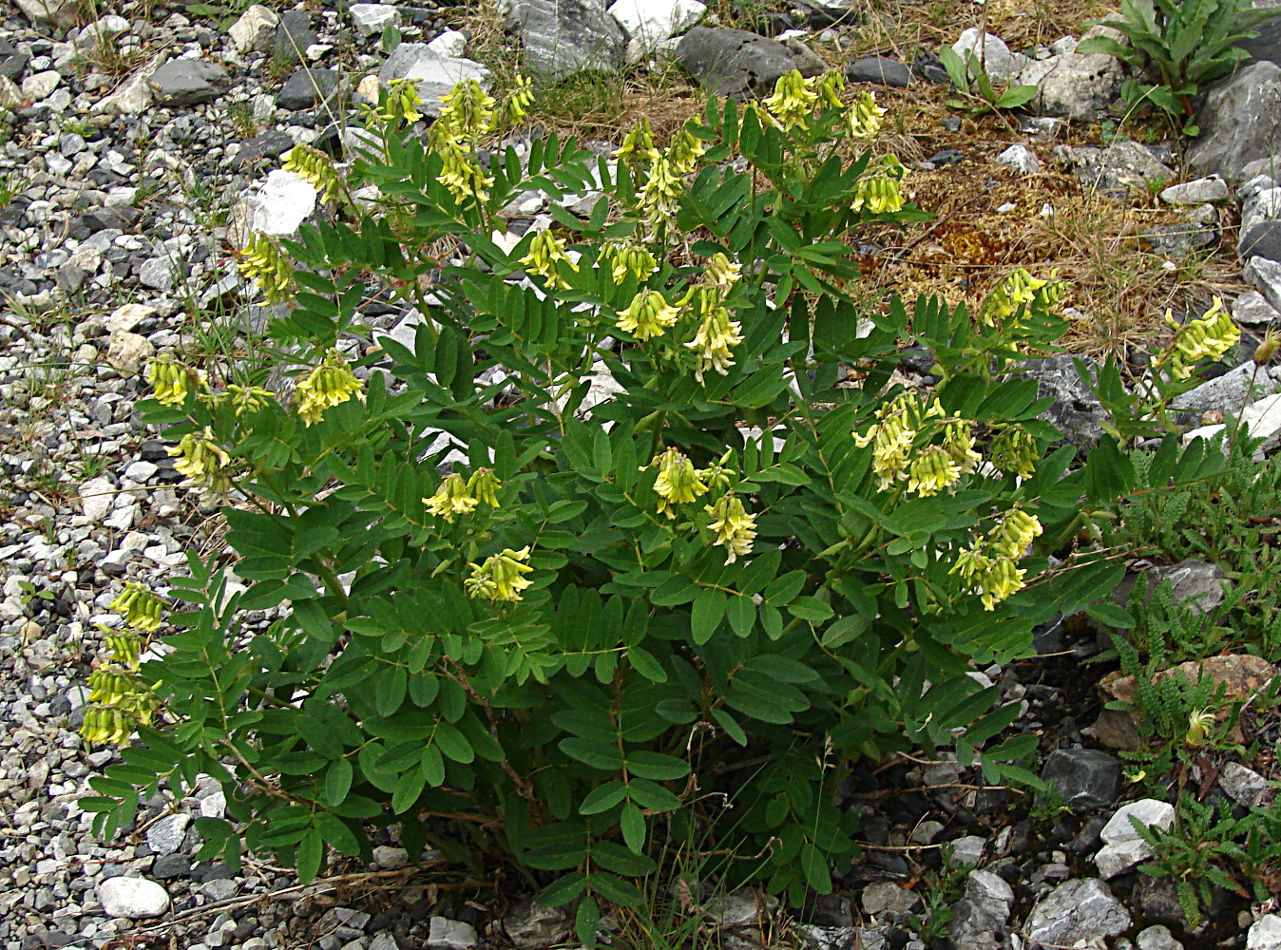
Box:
169, 428, 232, 495
616, 289, 679, 341
294, 349, 365, 426
464, 546, 534, 602
1161, 298, 1239, 380
282, 144, 343, 204
989, 425, 1038, 479
651, 447, 710, 518
705, 494, 757, 564
851, 154, 906, 215
520, 230, 577, 290
147, 357, 208, 408
854, 392, 948, 490
685, 301, 744, 382
423, 469, 502, 522
110, 582, 164, 633
236, 233, 294, 305
764, 70, 819, 130
952, 508, 1044, 610
980, 268, 1065, 327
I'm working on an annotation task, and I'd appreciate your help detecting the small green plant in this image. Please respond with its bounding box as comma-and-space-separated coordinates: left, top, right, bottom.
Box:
226, 101, 261, 138
937, 47, 1039, 122
1077, 0, 1281, 135
0, 171, 24, 207
913, 845, 966, 942
1133, 795, 1255, 927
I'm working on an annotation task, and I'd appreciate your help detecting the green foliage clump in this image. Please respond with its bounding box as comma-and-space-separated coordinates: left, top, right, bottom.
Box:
81, 72, 1157, 939
1077, 0, 1281, 134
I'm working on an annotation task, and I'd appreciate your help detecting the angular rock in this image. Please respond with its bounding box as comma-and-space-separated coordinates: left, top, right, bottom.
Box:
229, 5, 280, 53
1113, 560, 1230, 612
1055, 140, 1174, 198
1220, 761, 1270, 807
427, 29, 468, 58
276, 10, 317, 63
97, 877, 171, 919
609, 0, 706, 59
350, 3, 399, 37
965, 870, 1013, 921
17, 0, 78, 27
502, 898, 570, 946
0, 75, 22, 110
1025, 879, 1130, 949
947, 899, 1003, 950
1171, 360, 1279, 415
507, 0, 625, 81
1189, 62, 1281, 183
1138, 924, 1183, 950
147, 814, 191, 855
1010, 354, 1108, 451
1161, 175, 1229, 205
1015, 26, 1125, 121
1096, 835, 1157, 879
96, 52, 166, 114
1234, 291, 1281, 328
951, 28, 1024, 82
997, 143, 1039, 174
105, 303, 156, 334
148, 60, 230, 107
860, 881, 920, 918
1248, 256, 1281, 314
427, 918, 476, 950
1241, 219, 1281, 263
1040, 748, 1122, 812
1144, 203, 1219, 260
230, 169, 317, 244
105, 330, 154, 377
1250, 914, 1281, 950
278, 67, 340, 111
233, 129, 297, 169
24, 69, 60, 101
378, 44, 491, 116
79, 476, 116, 522
845, 56, 910, 87
1101, 799, 1175, 844
674, 26, 819, 98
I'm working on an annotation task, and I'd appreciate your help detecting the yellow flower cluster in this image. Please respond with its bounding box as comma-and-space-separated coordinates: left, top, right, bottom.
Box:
464, 546, 534, 602
520, 229, 578, 290
615, 118, 660, 168
705, 493, 757, 564
82, 586, 163, 746
503, 73, 535, 125
617, 288, 679, 340
846, 90, 887, 140
764, 70, 819, 130
423, 468, 502, 523
600, 241, 658, 282
851, 154, 906, 215
647, 448, 758, 564
615, 117, 707, 234
951, 508, 1043, 610
854, 395, 983, 493
283, 144, 343, 203
683, 286, 744, 381
431, 79, 498, 203
1162, 298, 1239, 380
147, 357, 209, 408
379, 77, 425, 125
989, 425, 1038, 479
169, 427, 232, 495
294, 349, 365, 426
223, 383, 274, 417
236, 232, 294, 305
110, 582, 164, 633
980, 268, 1064, 327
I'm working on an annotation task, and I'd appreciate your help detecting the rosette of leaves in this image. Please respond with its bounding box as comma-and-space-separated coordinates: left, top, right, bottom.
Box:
83, 78, 1128, 942
1076, 0, 1281, 134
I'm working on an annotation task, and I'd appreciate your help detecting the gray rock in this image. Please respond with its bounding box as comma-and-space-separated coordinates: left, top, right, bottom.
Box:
674, 26, 819, 98
147, 813, 191, 855
1233, 291, 1281, 328
796, 925, 859, 950
229, 5, 280, 53
507, 0, 625, 81
138, 257, 178, 291
1016, 26, 1125, 121
1101, 799, 1175, 844
233, 129, 298, 169
278, 67, 340, 111
609, 0, 707, 59
1220, 761, 1270, 807
1240, 219, 1281, 262
1010, 354, 1108, 452
97, 877, 171, 919
1055, 140, 1175, 198
1025, 878, 1131, 948
1251, 915, 1281, 950
369, 935, 401, 950
997, 143, 1039, 174
427, 918, 477, 950
703, 891, 777, 926
17, 0, 78, 27
147, 60, 230, 107
276, 10, 316, 63
1144, 203, 1219, 259
151, 853, 191, 880
951, 28, 1024, 82
1189, 62, 1281, 183
845, 56, 910, 87
1247, 255, 1281, 314
1161, 175, 1229, 204
1138, 924, 1183, 950
950, 835, 986, 866
105, 331, 154, 377
860, 881, 920, 918
502, 899, 570, 947
1095, 836, 1157, 879
378, 44, 492, 117
1040, 747, 1122, 812
965, 870, 1013, 921
350, 3, 399, 36
1172, 361, 1280, 416
229, 169, 317, 243
1114, 560, 1231, 613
